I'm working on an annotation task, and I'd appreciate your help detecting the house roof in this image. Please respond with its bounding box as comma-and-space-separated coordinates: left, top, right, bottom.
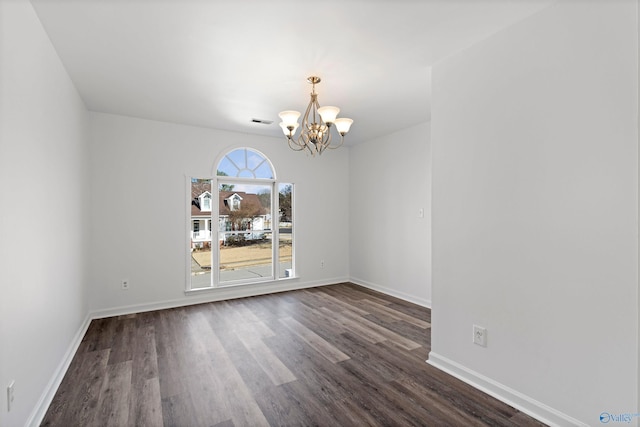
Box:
190, 183, 267, 217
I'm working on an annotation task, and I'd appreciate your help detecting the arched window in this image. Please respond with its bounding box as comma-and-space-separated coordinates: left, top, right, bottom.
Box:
216, 147, 274, 179
188, 148, 294, 290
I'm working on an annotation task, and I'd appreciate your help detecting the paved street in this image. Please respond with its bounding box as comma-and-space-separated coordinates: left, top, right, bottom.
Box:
190, 262, 292, 288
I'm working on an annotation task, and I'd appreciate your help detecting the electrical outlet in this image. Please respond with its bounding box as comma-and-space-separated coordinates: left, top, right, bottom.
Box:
320, 260, 325, 268
121, 279, 129, 290
418, 208, 424, 218
7, 380, 15, 412
473, 325, 487, 347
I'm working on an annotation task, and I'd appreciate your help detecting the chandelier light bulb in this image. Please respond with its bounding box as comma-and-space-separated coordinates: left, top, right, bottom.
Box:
278, 110, 301, 127
318, 106, 340, 124
335, 118, 353, 135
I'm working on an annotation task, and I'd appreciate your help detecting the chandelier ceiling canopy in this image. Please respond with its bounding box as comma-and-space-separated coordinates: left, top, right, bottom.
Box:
279, 76, 353, 156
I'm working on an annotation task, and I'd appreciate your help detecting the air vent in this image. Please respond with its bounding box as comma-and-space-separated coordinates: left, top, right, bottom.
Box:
251, 118, 273, 125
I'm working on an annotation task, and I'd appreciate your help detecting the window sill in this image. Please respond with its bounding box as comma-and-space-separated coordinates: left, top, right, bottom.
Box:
185, 276, 298, 295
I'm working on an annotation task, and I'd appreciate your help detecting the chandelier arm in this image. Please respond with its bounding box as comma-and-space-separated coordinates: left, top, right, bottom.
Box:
297, 94, 316, 151
299, 127, 310, 149
287, 137, 306, 151
287, 136, 304, 151
327, 132, 345, 150
300, 129, 315, 156
311, 95, 321, 127
316, 101, 330, 149
324, 125, 333, 147
303, 130, 319, 156
313, 125, 329, 156
306, 143, 316, 156
304, 95, 315, 127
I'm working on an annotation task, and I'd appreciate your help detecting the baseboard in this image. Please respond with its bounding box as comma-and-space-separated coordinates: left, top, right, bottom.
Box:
90, 276, 350, 319
349, 276, 431, 308
27, 313, 92, 427
427, 352, 588, 427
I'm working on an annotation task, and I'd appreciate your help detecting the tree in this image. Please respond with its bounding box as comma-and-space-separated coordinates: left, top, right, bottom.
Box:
279, 185, 292, 222
217, 170, 234, 191
228, 204, 262, 231
191, 179, 211, 208
257, 191, 271, 209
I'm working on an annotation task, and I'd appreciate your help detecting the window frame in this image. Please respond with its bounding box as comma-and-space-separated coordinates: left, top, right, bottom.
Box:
185, 148, 295, 293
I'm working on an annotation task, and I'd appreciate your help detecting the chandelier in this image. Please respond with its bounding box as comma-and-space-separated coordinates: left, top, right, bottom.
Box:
279, 76, 353, 156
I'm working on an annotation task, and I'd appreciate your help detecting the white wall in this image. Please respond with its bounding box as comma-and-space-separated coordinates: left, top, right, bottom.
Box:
0, 1, 90, 426
88, 112, 350, 315
349, 123, 431, 307
430, 1, 638, 426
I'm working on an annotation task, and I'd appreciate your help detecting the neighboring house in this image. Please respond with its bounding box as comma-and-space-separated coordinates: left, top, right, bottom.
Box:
190, 182, 269, 249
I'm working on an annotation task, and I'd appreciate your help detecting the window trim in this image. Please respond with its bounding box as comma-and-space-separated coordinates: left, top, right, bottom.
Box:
185, 148, 295, 293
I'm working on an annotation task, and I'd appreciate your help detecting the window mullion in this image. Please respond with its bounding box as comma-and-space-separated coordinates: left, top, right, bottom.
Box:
212, 178, 219, 288
272, 182, 279, 279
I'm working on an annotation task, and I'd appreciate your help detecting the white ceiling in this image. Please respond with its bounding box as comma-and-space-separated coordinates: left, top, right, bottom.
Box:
30, 0, 555, 145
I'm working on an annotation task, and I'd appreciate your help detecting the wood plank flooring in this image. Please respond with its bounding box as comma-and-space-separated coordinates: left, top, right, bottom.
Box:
42, 283, 546, 426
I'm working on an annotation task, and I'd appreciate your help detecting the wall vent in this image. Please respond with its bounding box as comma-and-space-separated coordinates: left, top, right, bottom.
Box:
251, 118, 273, 125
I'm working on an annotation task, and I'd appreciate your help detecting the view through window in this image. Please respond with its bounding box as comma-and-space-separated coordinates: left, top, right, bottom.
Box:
189, 148, 293, 289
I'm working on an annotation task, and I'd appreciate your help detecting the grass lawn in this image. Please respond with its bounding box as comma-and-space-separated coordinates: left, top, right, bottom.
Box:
192, 242, 292, 270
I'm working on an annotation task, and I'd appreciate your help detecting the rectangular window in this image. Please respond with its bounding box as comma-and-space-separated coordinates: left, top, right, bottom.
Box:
278, 183, 294, 278
187, 174, 294, 290
218, 182, 272, 285
190, 178, 212, 290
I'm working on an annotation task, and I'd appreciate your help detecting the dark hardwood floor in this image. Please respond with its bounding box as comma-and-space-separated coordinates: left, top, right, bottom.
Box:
42, 283, 546, 426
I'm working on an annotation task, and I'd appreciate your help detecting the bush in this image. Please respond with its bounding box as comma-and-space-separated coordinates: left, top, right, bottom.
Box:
225, 233, 266, 247
226, 234, 248, 247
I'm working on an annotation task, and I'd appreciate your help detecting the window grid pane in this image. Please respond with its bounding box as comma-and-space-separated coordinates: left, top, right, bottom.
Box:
216, 148, 274, 179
